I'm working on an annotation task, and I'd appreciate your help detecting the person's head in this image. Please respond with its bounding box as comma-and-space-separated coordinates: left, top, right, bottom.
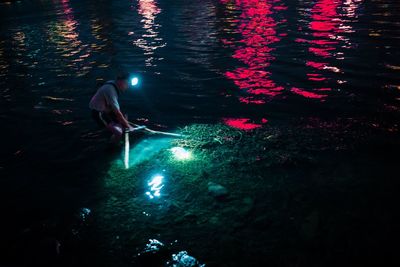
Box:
116, 72, 130, 92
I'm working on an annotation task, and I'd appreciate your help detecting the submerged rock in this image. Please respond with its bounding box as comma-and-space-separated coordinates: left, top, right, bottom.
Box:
71, 207, 92, 239
143, 239, 165, 254
133, 239, 171, 266
238, 197, 254, 217
167, 251, 206, 267
133, 240, 205, 267
207, 182, 228, 198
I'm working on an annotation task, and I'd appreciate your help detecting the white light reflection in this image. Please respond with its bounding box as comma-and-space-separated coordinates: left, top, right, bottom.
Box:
146, 174, 164, 199
170, 147, 192, 161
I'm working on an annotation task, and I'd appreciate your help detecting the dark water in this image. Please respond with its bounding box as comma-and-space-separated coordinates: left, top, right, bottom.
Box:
0, 0, 399, 266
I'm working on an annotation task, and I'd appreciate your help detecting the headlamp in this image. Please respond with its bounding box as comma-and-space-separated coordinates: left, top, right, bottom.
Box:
131, 77, 139, 87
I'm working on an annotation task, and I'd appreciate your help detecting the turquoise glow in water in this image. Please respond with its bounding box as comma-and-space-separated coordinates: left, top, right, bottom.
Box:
124, 137, 172, 167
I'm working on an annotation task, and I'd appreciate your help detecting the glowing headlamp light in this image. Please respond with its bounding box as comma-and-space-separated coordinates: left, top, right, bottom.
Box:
131, 77, 139, 86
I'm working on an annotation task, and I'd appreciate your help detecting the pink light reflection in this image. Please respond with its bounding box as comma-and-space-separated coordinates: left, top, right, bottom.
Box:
292, 0, 346, 99
59, 0, 79, 41
134, 0, 165, 66
222, 0, 286, 105
308, 0, 341, 59
223, 118, 265, 131
306, 61, 327, 70
239, 97, 266, 105
138, 0, 160, 21
291, 87, 327, 99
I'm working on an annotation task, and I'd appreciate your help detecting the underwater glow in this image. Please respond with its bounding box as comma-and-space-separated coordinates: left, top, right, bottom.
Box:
127, 137, 172, 166
170, 147, 192, 161
131, 77, 139, 86
146, 174, 164, 199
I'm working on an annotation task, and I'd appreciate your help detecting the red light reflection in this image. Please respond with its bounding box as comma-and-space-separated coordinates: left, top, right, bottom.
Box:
222, 0, 286, 106
292, 0, 344, 99
309, 0, 341, 58
291, 87, 327, 99
223, 118, 266, 131
220, 0, 362, 124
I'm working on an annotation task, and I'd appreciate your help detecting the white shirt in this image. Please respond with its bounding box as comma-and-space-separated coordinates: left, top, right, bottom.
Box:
89, 81, 120, 113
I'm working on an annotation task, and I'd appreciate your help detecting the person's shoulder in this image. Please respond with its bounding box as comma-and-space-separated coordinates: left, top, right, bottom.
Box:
99, 81, 115, 91
102, 81, 119, 97
102, 80, 115, 87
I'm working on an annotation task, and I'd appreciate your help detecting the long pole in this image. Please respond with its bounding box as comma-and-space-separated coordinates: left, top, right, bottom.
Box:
124, 115, 130, 169
128, 121, 185, 138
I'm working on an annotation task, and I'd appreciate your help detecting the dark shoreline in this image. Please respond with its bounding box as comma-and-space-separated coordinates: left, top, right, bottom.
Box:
2, 117, 396, 266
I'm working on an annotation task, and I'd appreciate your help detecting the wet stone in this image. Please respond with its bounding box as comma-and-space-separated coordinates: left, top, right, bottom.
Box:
133, 240, 206, 267
207, 182, 228, 198
238, 197, 254, 216
133, 239, 171, 267
167, 251, 206, 267
71, 207, 92, 240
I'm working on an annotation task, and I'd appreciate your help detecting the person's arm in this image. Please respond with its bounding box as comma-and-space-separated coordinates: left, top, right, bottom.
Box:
112, 108, 130, 129
104, 86, 131, 129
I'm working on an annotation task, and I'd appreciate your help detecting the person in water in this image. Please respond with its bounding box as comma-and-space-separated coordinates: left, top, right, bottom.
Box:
89, 72, 135, 142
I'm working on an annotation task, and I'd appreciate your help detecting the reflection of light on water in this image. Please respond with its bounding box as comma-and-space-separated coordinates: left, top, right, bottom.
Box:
0, 40, 8, 78
134, 0, 166, 66
170, 147, 192, 161
8, 30, 31, 71
221, 0, 286, 105
291, 87, 327, 99
308, 0, 342, 58
146, 174, 164, 199
223, 118, 267, 131
88, 18, 109, 66
293, 0, 340, 99
343, 0, 363, 19
57, 0, 80, 42
45, 0, 93, 77
292, 0, 362, 100
307, 0, 341, 96
12, 31, 26, 53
